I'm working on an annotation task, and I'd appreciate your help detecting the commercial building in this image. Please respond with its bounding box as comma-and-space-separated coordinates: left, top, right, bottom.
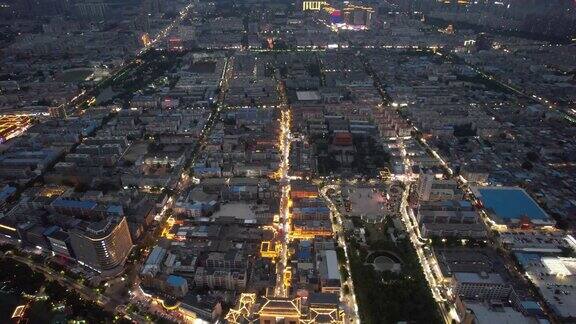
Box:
416, 200, 487, 239
515, 253, 576, 320
317, 249, 341, 294
194, 251, 247, 290
458, 301, 540, 324
452, 272, 512, 301
302, 0, 327, 11
417, 173, 462, 202
0, 185, 17, 209
435, 248, 518, 302
290, 180, 319, 199
342, 4, 374, 28
45, 226, 75, 258
165, 275, 189, 298
50, 197, 124, 219
225, 292, 345, 323
69, 216, 133, 273
0, 115, 31, 142
472, 186, 555, 229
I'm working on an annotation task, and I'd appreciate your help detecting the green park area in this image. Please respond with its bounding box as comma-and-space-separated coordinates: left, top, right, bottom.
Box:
0, 255, 119, 323
347, 219, 442, 324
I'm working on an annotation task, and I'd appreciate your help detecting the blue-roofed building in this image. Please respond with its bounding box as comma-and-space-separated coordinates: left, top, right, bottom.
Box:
174, 201, 206, 217
0, 185, 16, 208
298, 240, 313, 261
51, 197, 97, 217
193, 166, 222, 178
230, 185, 246, 193
42, 225, 59, 237
50, 197, 124, 218
514, 252, 542, 269
51, 197, 98, 209
106, 205, 124, 216
165, 275, 188, 298
167, 275, 187, 286
519, 300, 545, 317
472, 186, 555, 228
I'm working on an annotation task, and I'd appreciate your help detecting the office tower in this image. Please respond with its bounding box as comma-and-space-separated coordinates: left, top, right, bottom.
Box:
69, 216, 133, 273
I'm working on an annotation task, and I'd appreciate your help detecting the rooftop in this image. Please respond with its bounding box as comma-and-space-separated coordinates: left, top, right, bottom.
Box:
466, 302, 536, 324
296, 91, 321, 101
473, 186, 552, 225
167, 275, 187, 287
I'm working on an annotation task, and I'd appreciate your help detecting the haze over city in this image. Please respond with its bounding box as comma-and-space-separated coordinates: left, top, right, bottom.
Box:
0, 0, 575, 323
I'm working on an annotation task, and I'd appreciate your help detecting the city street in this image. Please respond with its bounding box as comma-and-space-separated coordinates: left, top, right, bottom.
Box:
3, 2, 574, 323
274, 88, 293, 297
319, 185, 360, 323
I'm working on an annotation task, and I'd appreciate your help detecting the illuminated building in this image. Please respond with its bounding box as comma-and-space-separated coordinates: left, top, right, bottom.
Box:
39, 185, 68, 198
141, 33, 152, 47
303, 293, 346, 323
292, 220, 333, 239
302, 0, 327, 11
258, 295, 302, 323
225, 292, 345, 323
283, 266, 293, 291
178, 303, 201, 323
342, 4, 374, 28
11, 304, 28, 319
322, 3, 375, 30
290, 180, 319, 199
69, 216, 133, 273
330, 10, 343, 25
0, 115, 32, 143
379, 168, 391, 180
225, 293, 256, 323
261, 240, 281, 258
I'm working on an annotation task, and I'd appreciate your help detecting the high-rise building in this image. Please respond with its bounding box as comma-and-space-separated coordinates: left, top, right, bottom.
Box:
342, 4, 374, 28
302, 0, 326, 11
69, 216, 132, 273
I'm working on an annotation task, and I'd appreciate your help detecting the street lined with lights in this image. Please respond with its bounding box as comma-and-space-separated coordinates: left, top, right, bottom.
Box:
274, 109, 293, 297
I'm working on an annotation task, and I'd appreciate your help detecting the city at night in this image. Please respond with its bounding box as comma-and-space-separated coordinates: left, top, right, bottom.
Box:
0, 0, 575, 323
